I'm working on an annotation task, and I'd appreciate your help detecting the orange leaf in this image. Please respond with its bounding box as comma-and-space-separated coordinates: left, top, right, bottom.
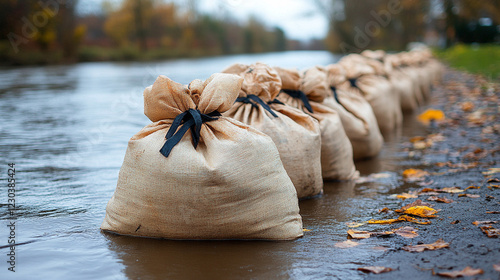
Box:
436, 266, 483, 278
479, 225, 500, 238
403, 206, 438, 218
358, 266, 393, 274
402, 239, 449, 252
472, 221, 497, 226
465, 185, 480, 190
417, 109, 445, 124
458, 194, 480, 198
398, 215, 432, 225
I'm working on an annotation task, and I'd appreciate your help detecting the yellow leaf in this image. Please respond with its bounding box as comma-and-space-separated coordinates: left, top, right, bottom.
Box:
395, 199, 433, 212
398, 215, 432, 225
403, 206, 438, 218
465, 185, 480, 190
417, 109, 445, 124
367, 218, 400, 224
402, 169, 429, 182
302, 228, 311, 232
347, 229, 371, 239
396, 192, 418, 200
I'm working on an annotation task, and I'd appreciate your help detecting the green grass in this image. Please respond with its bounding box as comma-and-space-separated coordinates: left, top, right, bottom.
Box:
434, 44, 500, 81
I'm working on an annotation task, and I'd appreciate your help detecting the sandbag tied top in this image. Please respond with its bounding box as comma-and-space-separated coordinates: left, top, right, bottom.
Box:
337, 53, 402, 135
223, 62, 324, 199
143, 74, 243, 157
101, 73, 304, 241
275, 66, 358, 181
319, 64, 383, 160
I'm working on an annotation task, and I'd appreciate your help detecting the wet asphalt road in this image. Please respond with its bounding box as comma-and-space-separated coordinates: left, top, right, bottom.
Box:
358, 69, 500, 279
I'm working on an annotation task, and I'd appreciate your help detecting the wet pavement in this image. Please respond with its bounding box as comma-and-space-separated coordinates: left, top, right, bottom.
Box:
0, 52, 498, 279
359, 69, 500, 279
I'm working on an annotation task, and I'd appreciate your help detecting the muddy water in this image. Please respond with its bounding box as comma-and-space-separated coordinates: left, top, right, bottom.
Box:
0, 51, 428, 280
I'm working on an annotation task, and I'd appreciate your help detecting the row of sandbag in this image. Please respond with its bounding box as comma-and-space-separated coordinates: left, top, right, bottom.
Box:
101, 48, 443, 241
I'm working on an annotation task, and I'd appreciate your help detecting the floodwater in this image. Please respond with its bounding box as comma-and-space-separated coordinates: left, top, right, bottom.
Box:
0, 51, 428, 280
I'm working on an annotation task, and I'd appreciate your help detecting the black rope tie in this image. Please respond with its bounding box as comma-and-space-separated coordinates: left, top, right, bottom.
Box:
330, 86, 341, 104
235, 94, 279, 117
348, 78, 358, 89
268, 99, 285, 105
160, 109, 221, 157
280, 89, 314, 113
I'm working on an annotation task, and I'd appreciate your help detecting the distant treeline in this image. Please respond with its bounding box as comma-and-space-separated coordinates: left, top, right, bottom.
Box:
321, 0, 500, 53
0, 0, 303, 65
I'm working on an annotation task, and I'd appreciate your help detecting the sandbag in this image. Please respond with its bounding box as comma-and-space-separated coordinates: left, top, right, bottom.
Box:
274, 66, 358, 180
399, 51, 432, 102
362, 50, 419, 113
223, 63, 323, 199
337, 54, 403, 134
101, 73, 303, 240
322, 64, 383, 160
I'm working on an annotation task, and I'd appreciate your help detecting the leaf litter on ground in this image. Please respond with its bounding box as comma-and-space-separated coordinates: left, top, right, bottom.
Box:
402, 239, 449, 252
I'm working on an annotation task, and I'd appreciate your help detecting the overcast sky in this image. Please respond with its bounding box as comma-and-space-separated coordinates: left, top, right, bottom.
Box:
77, 0, 329, 41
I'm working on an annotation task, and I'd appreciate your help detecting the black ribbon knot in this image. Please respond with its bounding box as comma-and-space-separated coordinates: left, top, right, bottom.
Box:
235, 94, 279, 117
348, 78, 359, 89
330, 86, 341, 104
160, 109, 221, 157
280, 89, 314, 113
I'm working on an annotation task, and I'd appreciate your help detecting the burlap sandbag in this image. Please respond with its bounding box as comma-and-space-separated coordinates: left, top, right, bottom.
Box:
322, 64, 383, 159
101, 73, 303, 240
223, 63, 323, 199
274, 66, 358, 180
362, 50, 418, 113
399, 51, 431, 102
337, 54, 402, 134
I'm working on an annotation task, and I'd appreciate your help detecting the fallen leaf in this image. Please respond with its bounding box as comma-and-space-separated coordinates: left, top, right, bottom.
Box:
427, 196, 454, 203
413, 140, 432, 150
346, 222, 366, 228
378, 207, 391, 213
479, 225, 500, 238
436, 266, 483, 278
395, 192, 419, 200
347, 230, 370, 239
489, 184, 500, 189
409, 136, 426, 143
487, 178, 500, 183
403, 169, 429, 182
483, 168, 500, 175
417, 109, 445, 125
458, 194, 480, 198
395, 199, 433, 213
335, 240, 359, 248
402, 239, 449, 252
398, 215, 432, 225
371, 246, 390, 251
368, 218, 401, 224
472, 221, 497, 226
394, 226, 419, 238
450, 220, 460, 224
402, 206, 438, 218
486, 211, 500, 214
357, 266, 393, 274
465, 185, 480, 190
303, 228, 311, 232
347, 229, 394, 239
493, 263, 500, 272
441, 187, 464, 193
461, 101, 475, 112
